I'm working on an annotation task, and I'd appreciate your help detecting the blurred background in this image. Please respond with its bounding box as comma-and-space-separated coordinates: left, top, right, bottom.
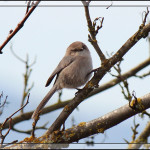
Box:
0, 1, 150, 149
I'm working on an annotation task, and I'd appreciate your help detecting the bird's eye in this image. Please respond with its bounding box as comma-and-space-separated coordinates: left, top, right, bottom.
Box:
71, 48, 83, 52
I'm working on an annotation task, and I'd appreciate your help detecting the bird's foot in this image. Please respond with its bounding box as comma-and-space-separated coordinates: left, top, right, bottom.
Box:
75, 88, 83, 95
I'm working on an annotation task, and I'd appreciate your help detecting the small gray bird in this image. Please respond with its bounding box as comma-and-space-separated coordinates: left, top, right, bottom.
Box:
32, 41, 93, 120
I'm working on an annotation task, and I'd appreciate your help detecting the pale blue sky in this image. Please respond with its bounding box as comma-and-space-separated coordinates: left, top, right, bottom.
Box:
0, 1, 150, 149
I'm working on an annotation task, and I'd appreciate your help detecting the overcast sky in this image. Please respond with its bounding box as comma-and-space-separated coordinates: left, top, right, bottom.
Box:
0, 1, 150, 149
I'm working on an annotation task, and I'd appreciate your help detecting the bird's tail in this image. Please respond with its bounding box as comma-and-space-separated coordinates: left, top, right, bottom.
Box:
32, 86, 57, 120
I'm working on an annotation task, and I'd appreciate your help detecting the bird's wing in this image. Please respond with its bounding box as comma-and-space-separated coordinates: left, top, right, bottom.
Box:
45, 55, 75, 87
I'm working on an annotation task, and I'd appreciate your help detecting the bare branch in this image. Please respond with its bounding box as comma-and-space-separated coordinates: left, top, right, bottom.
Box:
0, 92, 7, 109
82, 1, 106, 63
109, 59, 132, 102
131, 116, 139, 142
20, 65, 34, 114
0, 93, 8, 116
135, 71, 150, 78
4, 92, 150, 148
93, 17, 104, 35
1, 94, 29, 128
34, 93, 150, 144
12, 122, 48, 135
10, 44, 36, 114
128, 121, 150, 149
1, 140, 18, 149
0, 94, 29, 146
0, 118, 12, 146
0, 1, 41, 54
89, 58, 150, 98
10, 43, 25, 63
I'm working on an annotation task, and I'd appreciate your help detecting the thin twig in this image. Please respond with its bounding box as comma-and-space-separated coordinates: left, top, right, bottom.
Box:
128, 121, 150, 149
12, 122, 48, 135
135, 71, 150, 78
0, 92, 7, 109
20, 57, 34, 114
10, 43, 25, 63
1, 118, 12, 146
109, 59, 132, 102
142, 7, 149, 26
2, 140, 18, 148
94, 17, 104, 35
1, 94, 30, 128
131, 116, 139, 142
26, 1, 31, 14
10, 44, 35, 114
0, 94, 29, 145
106, 1, 113, 9
0, 92, 8, 116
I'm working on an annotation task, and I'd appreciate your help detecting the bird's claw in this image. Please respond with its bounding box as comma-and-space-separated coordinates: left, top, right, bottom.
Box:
75, 88, 83, 95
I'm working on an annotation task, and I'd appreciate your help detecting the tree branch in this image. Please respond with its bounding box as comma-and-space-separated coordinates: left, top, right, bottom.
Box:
82, 1, 106, 63
0, 1, 41, 54
5, 92, 150, 148
88, 57, 150, 98
43, 93, 150, 144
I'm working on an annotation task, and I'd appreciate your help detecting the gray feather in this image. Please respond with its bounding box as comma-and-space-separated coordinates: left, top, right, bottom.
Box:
32, 86, 57, 120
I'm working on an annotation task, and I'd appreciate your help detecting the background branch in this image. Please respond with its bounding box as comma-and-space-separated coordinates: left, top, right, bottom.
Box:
0, 92, 7, 110
0, 94, 29, 147
128, 121, 150, 149
12, 122, 48, 135
0, 100, 70, 130
10, 44, 36, 114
